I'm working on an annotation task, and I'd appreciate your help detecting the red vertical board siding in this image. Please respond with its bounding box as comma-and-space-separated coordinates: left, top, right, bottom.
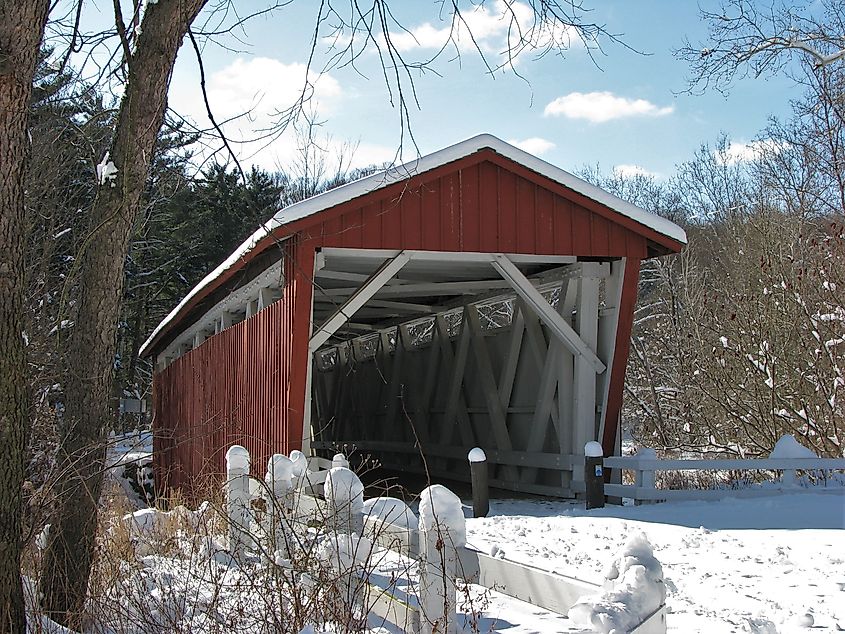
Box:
535, 187, 554, 254
152, 155, 678, 491
440, 173, 460, 251
553, 196, 574, 254
402, 189, 422, 250
591, 214, 611, 257
478, 162, 499, 252
497, 168, 517, 252
516, 177, 536, 253
420, 180, 441, 249
571, 205, 592, 255
380, 198, 401, 250
461, 164, 480, 251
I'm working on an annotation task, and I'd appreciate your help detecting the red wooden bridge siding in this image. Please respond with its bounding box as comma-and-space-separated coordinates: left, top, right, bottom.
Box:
154, 150, 677, 490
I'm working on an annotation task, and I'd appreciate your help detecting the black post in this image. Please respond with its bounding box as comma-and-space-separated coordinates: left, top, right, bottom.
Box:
584, 441, 605, 510
468, 447, 489, 518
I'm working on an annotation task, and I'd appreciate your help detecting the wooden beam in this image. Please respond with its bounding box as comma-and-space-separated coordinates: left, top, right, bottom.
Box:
437, 314, 475, 448
366, 299, 435, 314
193, 331, 207, 348
258, 287, 275, 311
245, 299, 258, 319
314, 269, 416, 286
314, 279, 517, 298
220, 311, 234, 330
465, 305, 519, 481
596, 258, 625, 446
491, 254, 605, 374
310, 251, 411, 352
573, 271, 600, 480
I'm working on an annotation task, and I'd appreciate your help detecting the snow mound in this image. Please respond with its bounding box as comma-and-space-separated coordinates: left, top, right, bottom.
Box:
418, 485, 466, 547
769, 435, 818, 459
316, 533, 376, 571
568, 531, 665, 633
123, 502, 211, 541
363, 496, 417, 530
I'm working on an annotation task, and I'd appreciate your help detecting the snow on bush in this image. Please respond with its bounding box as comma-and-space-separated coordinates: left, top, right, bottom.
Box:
316, 532, 377, 573
418, 484, 466, 546
568, 531, 665, 633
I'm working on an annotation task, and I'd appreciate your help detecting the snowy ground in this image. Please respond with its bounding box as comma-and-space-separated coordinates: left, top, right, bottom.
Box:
465, 493, 845, 633
35, 434, 840, 633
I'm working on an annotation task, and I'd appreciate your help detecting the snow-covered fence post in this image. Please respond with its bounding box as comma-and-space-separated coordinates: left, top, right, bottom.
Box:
323, 467, 367, 619
468, 447, 489, 518
225, 445, 251, 560
289, 449, 308, 489
584, 441, 605, 510
634, 447, 657, 505
264, 454, 294, 559
324, 466, 365, 536
770, 435, 818, 487
418, 485, 465, 634
332, 452, 350, 470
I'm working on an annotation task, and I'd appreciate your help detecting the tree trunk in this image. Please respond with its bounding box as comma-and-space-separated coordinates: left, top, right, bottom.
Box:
38, 0, 206, 627
0, 2, 50, 631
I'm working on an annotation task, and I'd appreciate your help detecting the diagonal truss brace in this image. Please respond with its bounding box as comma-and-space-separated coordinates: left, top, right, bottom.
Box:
309, 251, 411, 352
491, 254, 606, 374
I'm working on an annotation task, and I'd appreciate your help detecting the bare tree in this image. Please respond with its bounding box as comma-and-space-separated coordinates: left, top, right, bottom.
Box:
679, 0, 845, 94
0, 2, 51, 630
38, 1, 207, 626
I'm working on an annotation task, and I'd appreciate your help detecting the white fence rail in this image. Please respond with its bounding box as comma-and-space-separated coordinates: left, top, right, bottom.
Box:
224, 445, 667, 633
601, 442, 845, 504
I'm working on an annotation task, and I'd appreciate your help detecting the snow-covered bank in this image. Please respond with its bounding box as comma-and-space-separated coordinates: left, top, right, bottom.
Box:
465, 493, 845, 632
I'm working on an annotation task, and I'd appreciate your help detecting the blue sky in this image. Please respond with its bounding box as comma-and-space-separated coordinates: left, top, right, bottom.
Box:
158, 1, 799, 179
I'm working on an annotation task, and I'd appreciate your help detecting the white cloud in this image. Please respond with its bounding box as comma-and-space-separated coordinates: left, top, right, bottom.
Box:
170, 57, 342, 170
716, 139, 787, 165
543, 91, 674, 123
387, 1, 581, 59
613, 164, 659, 179
508, 137, 556, 155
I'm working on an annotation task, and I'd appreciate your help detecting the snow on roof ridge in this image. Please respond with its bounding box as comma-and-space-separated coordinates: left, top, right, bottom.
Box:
140, 134, 686, 356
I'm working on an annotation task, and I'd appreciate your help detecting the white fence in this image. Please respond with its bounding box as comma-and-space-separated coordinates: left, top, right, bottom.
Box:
224, 446, 667, 634
599, 440, 845, 504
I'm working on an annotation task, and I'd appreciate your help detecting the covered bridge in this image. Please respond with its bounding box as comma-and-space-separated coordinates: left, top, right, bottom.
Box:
140, 134, 686, 497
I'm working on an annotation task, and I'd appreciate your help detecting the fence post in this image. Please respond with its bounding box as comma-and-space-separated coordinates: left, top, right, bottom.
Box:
225, 445, 251, 560
324, 466, 367, 620
324, 466, 365, 536
584, 441, 605, 510
635, 447, 657, 505
419, 485, 464, 634
332, 452, 350, 470
264, 454, 294, 559
289, 449, 308, 489
780, 467, 797, 487
467, 447, 489, 518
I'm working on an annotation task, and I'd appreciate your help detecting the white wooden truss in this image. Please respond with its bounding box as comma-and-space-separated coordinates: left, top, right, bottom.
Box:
307, 248, 624, 496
